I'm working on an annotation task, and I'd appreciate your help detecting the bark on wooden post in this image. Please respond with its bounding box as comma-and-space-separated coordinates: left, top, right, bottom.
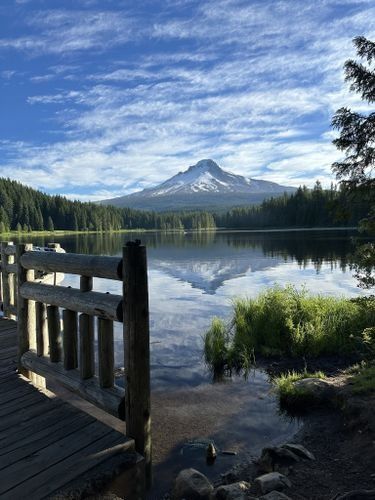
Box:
123, 241, 151, 487
16, 243, 34, 374
36, 302, 48, 356
1, 242, 12, 318
47, 305, 61, 362
98, 317, 114, 388
63, 309, 78, 370
79, 276, 95, 379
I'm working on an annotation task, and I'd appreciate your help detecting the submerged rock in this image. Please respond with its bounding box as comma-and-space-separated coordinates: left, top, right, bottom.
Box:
334, 491, 375, 499
172, 468, 213, 500
210, 481, 251, 499
255, 472, 292, 494
207, 443, 217, 460
281, 443, 315, 461
258, 447, 299, 474
259, 491, 292, 499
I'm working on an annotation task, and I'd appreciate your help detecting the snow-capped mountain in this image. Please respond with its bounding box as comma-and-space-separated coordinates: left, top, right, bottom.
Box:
101, 159, 296, 211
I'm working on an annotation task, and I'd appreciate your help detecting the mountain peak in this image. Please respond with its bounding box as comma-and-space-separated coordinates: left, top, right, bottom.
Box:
100, 159, 297, 211
187, 159, 220, 173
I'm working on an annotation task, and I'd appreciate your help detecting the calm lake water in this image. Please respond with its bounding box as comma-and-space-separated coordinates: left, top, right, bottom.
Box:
15, 228, 364, 389
12, 228, 367, 495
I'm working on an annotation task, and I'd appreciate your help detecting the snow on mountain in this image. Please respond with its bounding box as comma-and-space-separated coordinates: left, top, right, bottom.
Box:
100, 159, 296, 211
132, 159, 292, 197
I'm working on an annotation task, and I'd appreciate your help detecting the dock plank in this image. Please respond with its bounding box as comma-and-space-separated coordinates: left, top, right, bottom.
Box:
0, 317, 135, 499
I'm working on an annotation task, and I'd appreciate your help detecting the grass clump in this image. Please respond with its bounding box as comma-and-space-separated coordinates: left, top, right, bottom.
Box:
204, 317, 231, 376
203, 285, 375, 376
348, 362, 375, 394
273, 370, 327, 414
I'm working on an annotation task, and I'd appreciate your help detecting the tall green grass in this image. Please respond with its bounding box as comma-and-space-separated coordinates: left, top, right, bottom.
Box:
203, 285, 375, 375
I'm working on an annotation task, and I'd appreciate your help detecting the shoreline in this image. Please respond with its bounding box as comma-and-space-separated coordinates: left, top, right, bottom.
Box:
0, 225, 360, 238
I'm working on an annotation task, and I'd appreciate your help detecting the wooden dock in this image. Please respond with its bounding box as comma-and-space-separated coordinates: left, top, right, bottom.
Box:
0, 241, 151, 499
0, 317, 137, 499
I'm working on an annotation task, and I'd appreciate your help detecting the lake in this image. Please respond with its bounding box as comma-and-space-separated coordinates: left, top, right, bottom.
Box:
11, 228, 367, 495
14, 228, 364, 388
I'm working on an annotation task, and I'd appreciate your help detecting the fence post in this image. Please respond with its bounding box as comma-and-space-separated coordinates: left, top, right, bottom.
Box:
16, 243, 34, 374
1, 242, 12, 318
123, 241, 151, 488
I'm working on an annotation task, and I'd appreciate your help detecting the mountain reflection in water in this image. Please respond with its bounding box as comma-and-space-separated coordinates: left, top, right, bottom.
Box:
11, 229, 366, 389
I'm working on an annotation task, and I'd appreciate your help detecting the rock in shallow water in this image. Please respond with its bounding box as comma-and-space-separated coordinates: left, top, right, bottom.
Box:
281, 443, 315, 461
210, 481, 251, 499
172, 468, 213, 500
258, 447, 299, 474
255, 472, 292, 494
259, 491, 292, 500
334, 490, 375, 499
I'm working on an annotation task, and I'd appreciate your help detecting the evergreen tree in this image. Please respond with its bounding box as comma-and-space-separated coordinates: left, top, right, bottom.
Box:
47, 216, 54, 232
331, 36, 375, 288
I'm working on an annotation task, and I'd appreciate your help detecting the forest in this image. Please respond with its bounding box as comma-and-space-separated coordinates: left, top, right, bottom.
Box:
0, 178, 370, 233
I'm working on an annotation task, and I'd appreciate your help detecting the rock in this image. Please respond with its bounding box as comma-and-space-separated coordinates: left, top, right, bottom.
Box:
210, 481, 251, 499
334, 490, 375, 499
172, 468, 214, 500
255, 472, 292, 494
281, 443, 315, 460
258, 447, 299, 474
293, 377, 334, 402
259, 491, 292, 500
207, 443, 217, 460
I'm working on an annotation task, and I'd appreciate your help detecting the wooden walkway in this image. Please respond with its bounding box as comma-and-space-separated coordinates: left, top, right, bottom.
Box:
0, 318, 136, 500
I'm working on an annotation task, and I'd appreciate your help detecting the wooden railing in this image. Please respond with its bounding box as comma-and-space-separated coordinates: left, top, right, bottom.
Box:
0, 240, 151, 484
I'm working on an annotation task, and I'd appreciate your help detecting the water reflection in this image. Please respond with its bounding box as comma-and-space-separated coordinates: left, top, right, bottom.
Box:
11, 229, 366, 389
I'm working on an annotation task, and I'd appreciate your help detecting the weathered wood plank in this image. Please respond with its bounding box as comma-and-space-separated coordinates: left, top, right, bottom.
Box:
0, 397, 65, 431
0, 412, 94, 470
47, 305, 61, 362
98, 317, 114, 388
63, 309, 78, 370
21, 351, 124, 418
6, 433, 133, 500
0, 420, 113, 494
35, 302, 48, 357
16, 243, 34, 373
21, 282, 123, 322
21, 251, 122, 281
123, 242, 152, 485
1, 242, 12, 318
79, 276, 95, 380
0, 392, 49, 420
0, 402, 77, 448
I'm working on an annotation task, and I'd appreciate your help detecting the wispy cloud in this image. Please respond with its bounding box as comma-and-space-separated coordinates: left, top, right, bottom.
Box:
0, 0, 374, 199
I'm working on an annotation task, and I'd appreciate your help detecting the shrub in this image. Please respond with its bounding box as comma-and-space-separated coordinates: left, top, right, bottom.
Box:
203, 285, 375, 375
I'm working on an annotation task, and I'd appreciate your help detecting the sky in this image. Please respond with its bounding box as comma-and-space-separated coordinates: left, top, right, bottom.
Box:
0, 0, 374, 201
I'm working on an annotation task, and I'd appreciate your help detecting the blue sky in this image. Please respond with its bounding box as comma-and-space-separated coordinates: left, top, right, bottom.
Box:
0, 0, 374, 201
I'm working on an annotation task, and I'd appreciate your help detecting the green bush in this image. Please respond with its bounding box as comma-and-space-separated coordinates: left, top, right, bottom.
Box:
203, 285, 375, 375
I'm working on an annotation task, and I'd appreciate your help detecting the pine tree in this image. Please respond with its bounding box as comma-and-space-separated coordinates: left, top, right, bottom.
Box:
47, 216, 54, 232
331, 36, 375, 288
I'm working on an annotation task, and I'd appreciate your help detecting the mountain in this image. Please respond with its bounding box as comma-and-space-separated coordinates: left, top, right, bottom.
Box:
101, 159, 296, 211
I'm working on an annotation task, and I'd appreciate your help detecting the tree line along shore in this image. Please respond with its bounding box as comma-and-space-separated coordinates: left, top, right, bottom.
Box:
0, 177, 371, 234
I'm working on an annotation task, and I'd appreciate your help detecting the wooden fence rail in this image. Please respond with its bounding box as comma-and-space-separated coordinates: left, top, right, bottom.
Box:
0, 240, 152, 487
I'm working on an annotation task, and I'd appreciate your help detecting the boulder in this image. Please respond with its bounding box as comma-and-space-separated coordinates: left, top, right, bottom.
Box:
293, 377, 334, 402
255, 472, 292, 494
172, 468, 214, 500
281, 443, 315, 460
210, 481, 251, 499
258, 447, 299, 474
259, 492, 292, 500
334, 490, 375, 499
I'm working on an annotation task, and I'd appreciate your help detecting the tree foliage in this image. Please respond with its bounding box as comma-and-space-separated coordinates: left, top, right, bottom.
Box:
331, 36, 375, 288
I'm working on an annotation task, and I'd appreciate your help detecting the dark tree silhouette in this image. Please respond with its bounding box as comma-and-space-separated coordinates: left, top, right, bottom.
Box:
331, 36, 375, 288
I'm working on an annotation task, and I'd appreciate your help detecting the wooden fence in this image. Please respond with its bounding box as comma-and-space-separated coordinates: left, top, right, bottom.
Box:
0, 240, 151, 484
